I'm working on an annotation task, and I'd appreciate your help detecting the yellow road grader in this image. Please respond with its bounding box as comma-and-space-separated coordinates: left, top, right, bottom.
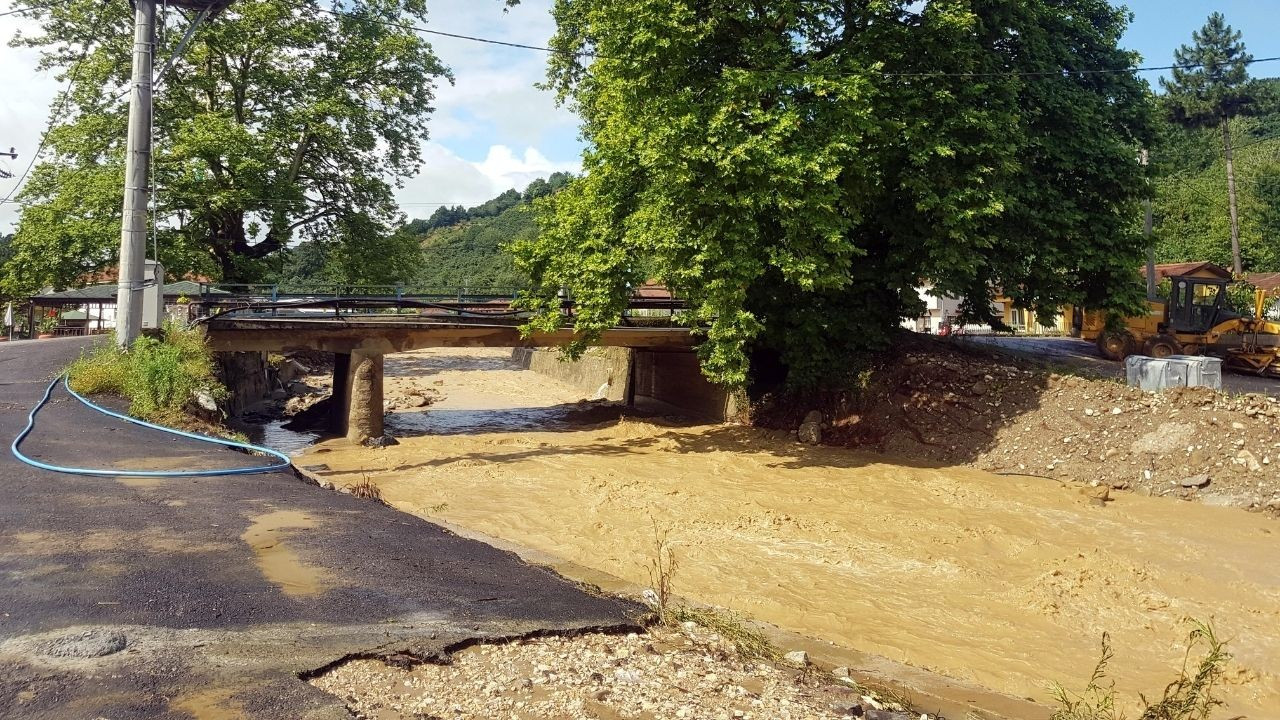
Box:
1081, 264, 1280, 377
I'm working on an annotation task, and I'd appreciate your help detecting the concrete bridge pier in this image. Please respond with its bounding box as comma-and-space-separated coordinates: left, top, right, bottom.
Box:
332, 349, 386, 444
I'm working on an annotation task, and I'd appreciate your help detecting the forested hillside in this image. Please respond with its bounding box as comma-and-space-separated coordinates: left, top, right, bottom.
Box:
1153, 78, 1280, 270
405, 173, 570, 290
271, 173, 569, 289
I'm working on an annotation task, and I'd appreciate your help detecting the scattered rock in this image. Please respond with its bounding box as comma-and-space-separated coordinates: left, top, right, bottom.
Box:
783, 650, 810, 666
1234, 450, 1262, 472
1131, 423, 1196, 455
803, 410, 824, 425
362, 435, 399, 448
797, 422, 822, 445
1179, 474, 1211, 488
37, 629, 127, 658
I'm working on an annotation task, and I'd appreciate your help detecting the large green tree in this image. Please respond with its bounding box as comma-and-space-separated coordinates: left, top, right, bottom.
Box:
2, 0, 446, 294
1160, 12, 1258, 275
512, 0, 1156, 387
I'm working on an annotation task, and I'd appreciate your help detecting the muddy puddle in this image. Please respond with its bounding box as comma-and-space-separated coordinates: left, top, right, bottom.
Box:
240, 510, 329, 597
239, 419, 320, 456
300, 348, 1280, 717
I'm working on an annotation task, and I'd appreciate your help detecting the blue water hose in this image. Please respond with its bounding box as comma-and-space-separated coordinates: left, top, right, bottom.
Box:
11, 375, 292, 477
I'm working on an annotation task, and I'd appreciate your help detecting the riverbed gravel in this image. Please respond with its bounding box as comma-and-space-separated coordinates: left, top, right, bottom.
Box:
311, 625, 908, 720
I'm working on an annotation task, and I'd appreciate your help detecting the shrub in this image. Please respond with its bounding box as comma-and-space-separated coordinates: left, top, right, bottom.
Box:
67, 323, 227, 425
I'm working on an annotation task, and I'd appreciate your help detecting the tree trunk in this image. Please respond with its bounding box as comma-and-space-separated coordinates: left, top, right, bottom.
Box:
1222, 117, 1243, 276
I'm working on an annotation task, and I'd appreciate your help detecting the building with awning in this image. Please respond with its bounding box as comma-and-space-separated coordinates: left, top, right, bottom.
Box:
27, 280, 225, 336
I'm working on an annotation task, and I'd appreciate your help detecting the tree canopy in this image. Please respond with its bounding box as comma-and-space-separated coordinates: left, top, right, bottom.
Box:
513, 0, 1157, 387
1161, 12, 1256, 129
1, 0, 447, 296
1150, 88, 1280, 272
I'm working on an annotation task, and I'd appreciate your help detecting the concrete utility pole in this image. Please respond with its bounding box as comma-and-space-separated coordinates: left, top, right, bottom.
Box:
1141, 149, 1157, 300
1222, 118, 1243, 276
116, 0, 156, 349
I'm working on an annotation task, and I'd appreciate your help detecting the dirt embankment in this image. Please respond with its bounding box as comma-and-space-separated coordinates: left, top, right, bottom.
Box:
753, 337, 1280, 511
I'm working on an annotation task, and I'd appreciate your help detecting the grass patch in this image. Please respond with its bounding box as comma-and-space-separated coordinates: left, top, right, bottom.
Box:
66, 323, 227, 427
665, 605, 781, 663
1050, 620, 1232, 720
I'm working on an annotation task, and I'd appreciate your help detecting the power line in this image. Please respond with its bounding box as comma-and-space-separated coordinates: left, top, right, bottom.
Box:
0, 37, 96, 205
1234, 134, 1280, 152
0, 7, 35, 18
316, 6, 1280, 80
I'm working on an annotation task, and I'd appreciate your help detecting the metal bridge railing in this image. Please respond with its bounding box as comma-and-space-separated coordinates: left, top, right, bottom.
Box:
193, 283, 688, 325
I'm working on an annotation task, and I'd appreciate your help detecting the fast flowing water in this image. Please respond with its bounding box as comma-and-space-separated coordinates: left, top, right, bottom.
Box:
299, 348, 1280, 718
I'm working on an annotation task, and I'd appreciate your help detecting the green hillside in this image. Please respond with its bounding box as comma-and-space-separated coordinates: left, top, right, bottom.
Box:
414, 203, 535, 291
405, 172, 571, 291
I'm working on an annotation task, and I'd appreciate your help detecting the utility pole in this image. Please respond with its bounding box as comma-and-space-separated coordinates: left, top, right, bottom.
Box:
1222, 118, 1243, 276
1141, 149, 1157, 300
115, 0, 155, 349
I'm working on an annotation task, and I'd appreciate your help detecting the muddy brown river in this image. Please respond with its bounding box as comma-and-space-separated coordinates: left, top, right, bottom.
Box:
299, 348, 1280, 718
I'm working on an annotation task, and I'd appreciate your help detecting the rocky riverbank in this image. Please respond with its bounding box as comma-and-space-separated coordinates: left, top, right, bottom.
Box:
754, 336, 1280, 512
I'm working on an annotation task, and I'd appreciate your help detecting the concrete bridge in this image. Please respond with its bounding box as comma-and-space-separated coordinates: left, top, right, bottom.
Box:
202, 304, 708, 444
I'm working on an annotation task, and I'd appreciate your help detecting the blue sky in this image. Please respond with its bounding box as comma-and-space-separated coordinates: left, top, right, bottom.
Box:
1121, 0, 1280, 85
2, 0, 1278, 231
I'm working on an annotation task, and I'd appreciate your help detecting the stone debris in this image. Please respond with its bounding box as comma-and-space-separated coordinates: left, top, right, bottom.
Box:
755, 339, 1280, 512
311, 627, 912, 720
37, 629, 127, 658
797, 410, 824, 445
1179, 473, 1211, 488
784, 650, 810, 666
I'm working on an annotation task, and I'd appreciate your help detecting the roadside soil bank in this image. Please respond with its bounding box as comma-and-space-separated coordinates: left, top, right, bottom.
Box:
313, 626, 909, 720
754, 333, 1280, 511
300, 348, 1280, 718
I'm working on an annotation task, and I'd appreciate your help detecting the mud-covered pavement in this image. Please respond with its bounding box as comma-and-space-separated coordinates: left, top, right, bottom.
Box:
0, 338, 639, 720
962, 334, 1280, 397
306, 348, 1280, 719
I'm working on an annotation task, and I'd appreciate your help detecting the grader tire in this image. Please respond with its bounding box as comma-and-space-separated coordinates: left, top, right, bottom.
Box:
1095, 330, 1136, 361
1142, 334, 1183, 359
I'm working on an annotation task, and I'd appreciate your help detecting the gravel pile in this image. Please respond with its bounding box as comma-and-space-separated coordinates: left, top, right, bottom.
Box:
754, 338, 1280, 511
311, 626, 920, 720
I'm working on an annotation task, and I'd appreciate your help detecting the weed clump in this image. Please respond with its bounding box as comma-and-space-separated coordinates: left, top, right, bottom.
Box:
67, 323, 227, 426
1051, 620, 1232, 720
641, 519, 780, 663
342, 473, 386, 502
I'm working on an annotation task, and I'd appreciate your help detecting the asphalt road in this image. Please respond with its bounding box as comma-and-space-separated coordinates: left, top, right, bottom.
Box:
0, 337, 639, 719
962, 335, 1280, 397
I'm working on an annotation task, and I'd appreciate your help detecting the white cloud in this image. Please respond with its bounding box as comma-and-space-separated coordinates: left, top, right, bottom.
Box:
0, 0, 586, 234
395, 142, 578, 217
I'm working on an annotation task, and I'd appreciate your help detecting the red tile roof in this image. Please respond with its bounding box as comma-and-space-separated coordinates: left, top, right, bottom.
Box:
1247, 272, 1280, 292
1139, 262, 1232, 281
